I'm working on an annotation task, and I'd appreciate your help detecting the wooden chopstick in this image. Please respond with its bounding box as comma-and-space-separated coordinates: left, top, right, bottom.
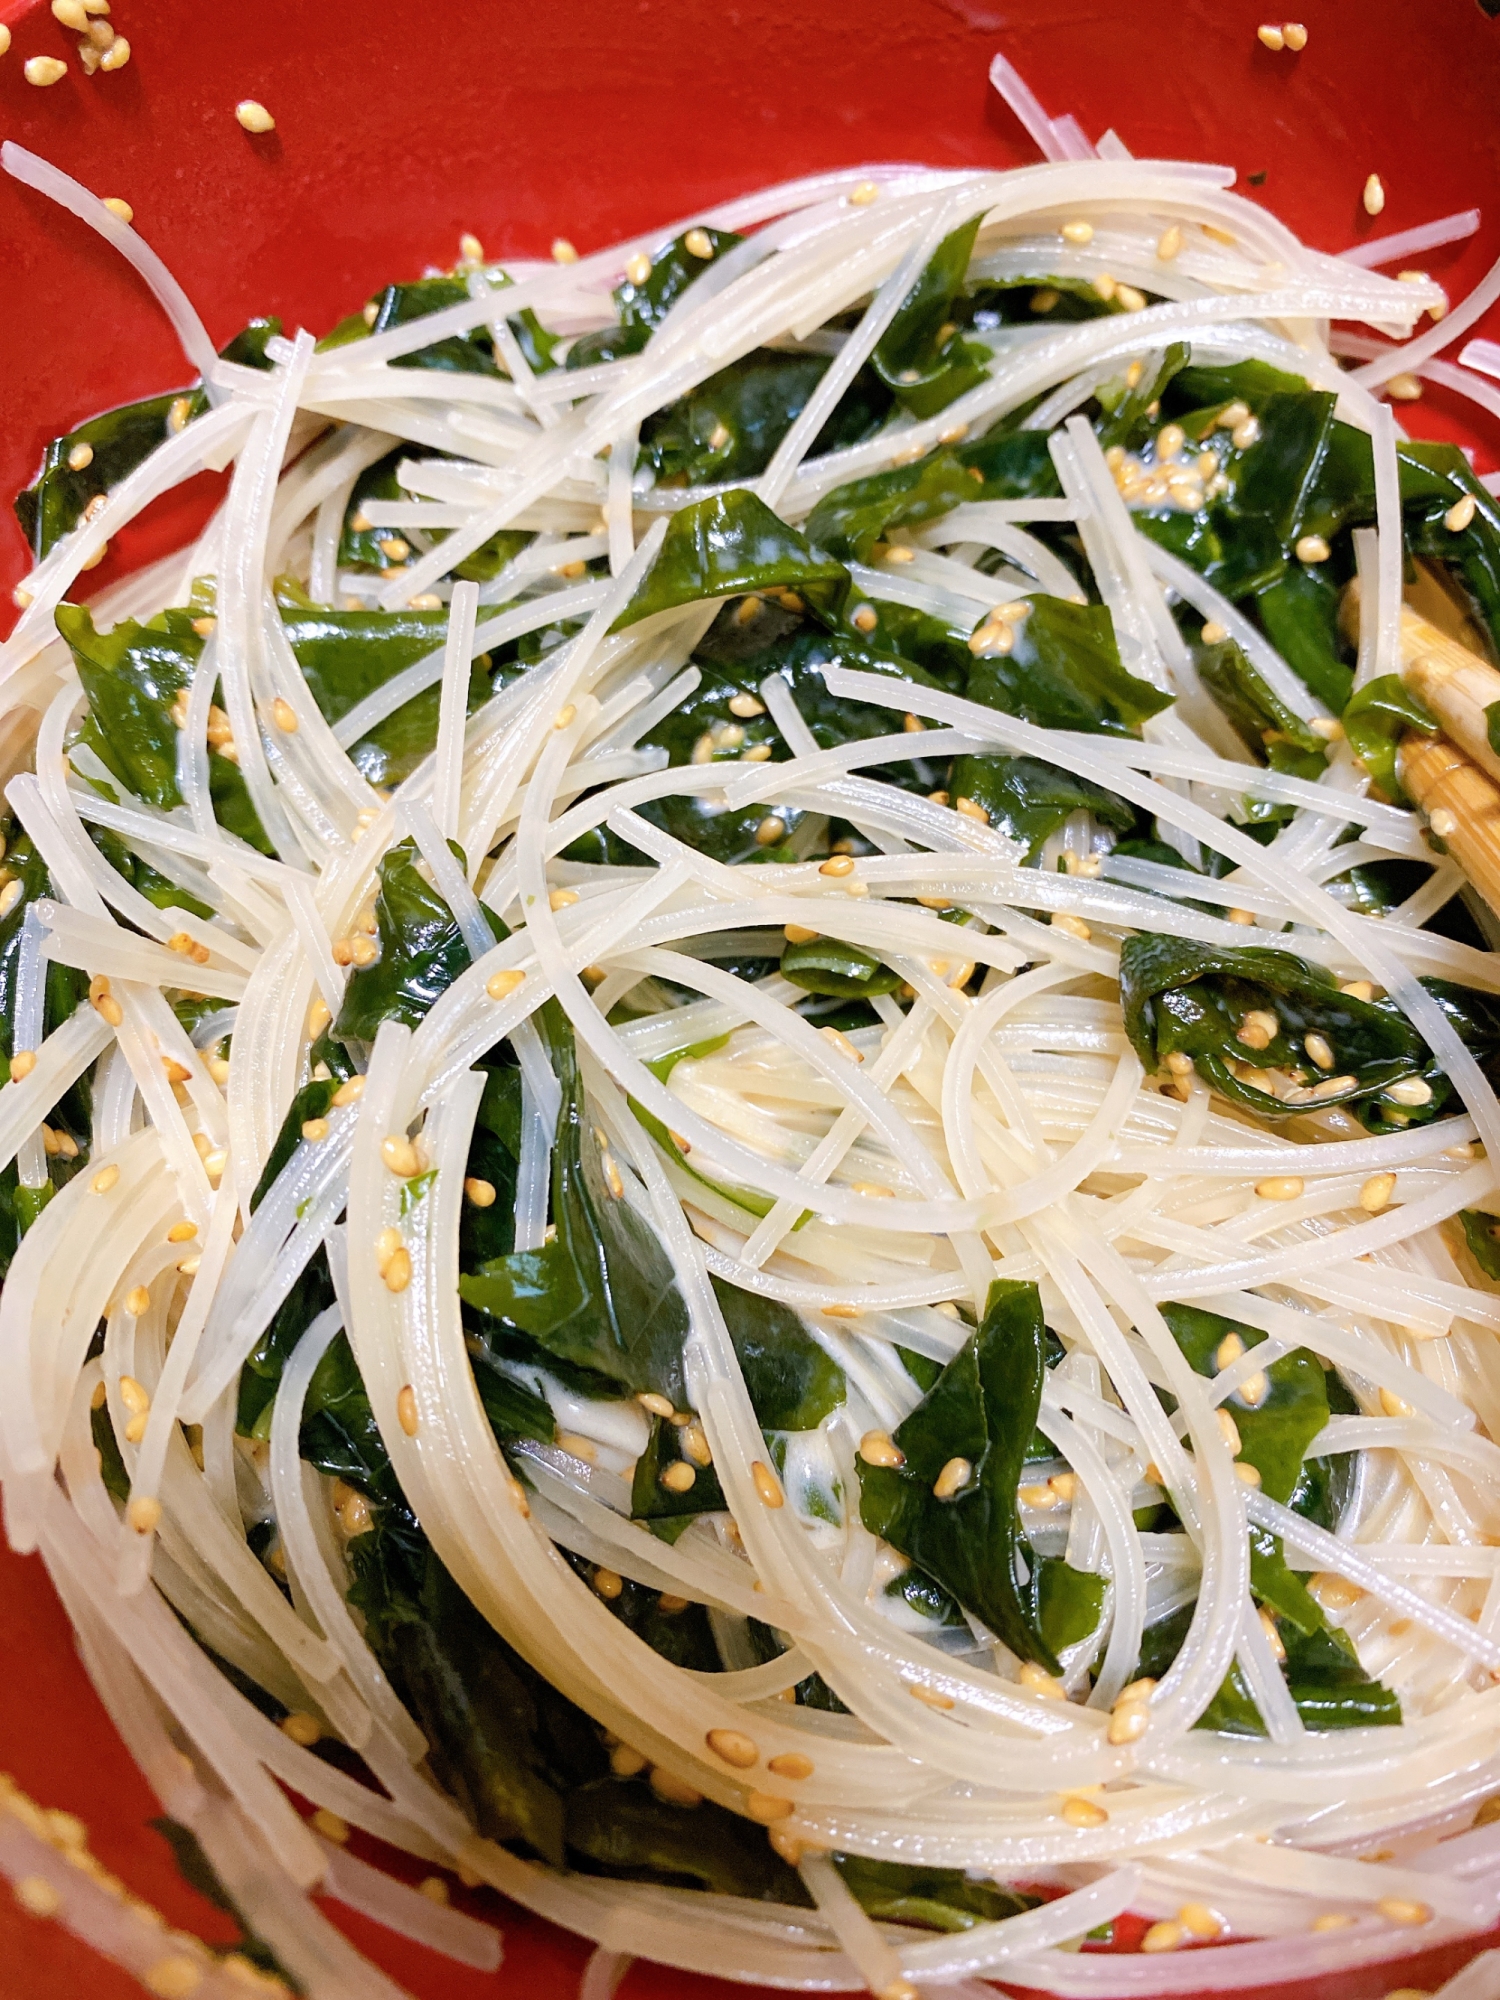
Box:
1398, 731, 1500, 916
1393, 602, 1500, 789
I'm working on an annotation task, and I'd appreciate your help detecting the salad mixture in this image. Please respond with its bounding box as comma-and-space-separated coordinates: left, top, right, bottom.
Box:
6, 79, 1500, 2000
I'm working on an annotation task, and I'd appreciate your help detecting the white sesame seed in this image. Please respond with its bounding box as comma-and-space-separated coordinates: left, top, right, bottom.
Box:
683, 227, 714, 259
235, 99, 275, 133
1061, 219, 1094, 244
1294, 533, 1331, 564
1281, 22, 1307, 49
1256, 22, 1285, 48
551, 237, 578, 263
25, 55, 68, 85
1446, 494, 1478, 533
97, 33, 127, 68
1386, 372, 1423, 402
1429, 807, 1458, 837
849, 180, 878, 205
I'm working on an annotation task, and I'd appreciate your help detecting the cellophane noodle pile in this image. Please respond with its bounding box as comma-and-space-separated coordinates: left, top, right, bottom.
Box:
7, 86, 1500, 2000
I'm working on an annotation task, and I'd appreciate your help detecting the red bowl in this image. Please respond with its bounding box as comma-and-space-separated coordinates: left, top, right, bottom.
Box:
4, 2, 1500, 1994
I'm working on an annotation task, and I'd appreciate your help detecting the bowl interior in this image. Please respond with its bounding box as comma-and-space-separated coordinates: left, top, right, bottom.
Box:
2, 0, 1500, 1993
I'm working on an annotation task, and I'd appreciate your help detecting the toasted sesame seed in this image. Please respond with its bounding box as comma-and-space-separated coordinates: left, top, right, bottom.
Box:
1050, 913, 1091, 942
754, 815, 787, 846
1061, 219, 1094, 244
1256, 1174, 1303, 1202
300, 1117, 330, 1145
660, 1460, 696, 1493
818, 1024, 863, 1063
783, 924, 820, 947
1386, 373, 1423, 402
590, 1567, 623, 1601
1018, 1482, 1058, 1509
818, 854, 855, 877
1379, 1386, 1416, 1419
933, 1455, 972, 1500
235, 99, 275, 133
381, 1134, 422, 1178
1304, 1032, 1335, 1071
121, 1285, 151, 1318
637, 1391, 675, 1419
726, 692, 764, 718
382, 1247, 412, 1294
1060, 1793, 1109, 1828
1216, 1408, 1242, 1455
1142, 1920, 1186, 1954
859, 1430, 904, 1468
1295, 533, 1331, 564
90, 1163, 121, 1195
1311, 1911, 1355, 1931
126, 1494, 163, 1537
850, 604, 878, 633
166, 1220, 198, 1245
1093, 273, 1117, 300
1386, 1076, 1433, 1106
1257, 22, 1285, 47
1115, 283, 1146, 312
14, 1873, 61, 1919
683, 227, 714, 259
463, 1176, 498, 1210
481, 969, 524, 1005
1376, 1897, 1431, 1926
1429, 805, 1459, 839
1239, 1371, 1270, 1410
1340, 980, 1375, 1001
906, 1678, 954, 1711
1165, 1051, 1194, 1076
752, 1460, 784, 1508
7, 1048, 35, 1082
1231, 415, 1262, 449
849, 179, 878, 205
25, 54, 68, 84
1281, 21, 1307, 48
1018, 1660, 1066, 1700
96, 32, 127, 68
270, 697, 298, 734
1358, 1171, 1397, 1213
1363, 173, 1386, 217
680, 1422, 712, 1468
551, 237, 579, 263
744, 1790, 794, 1824
396, 1385, 419, 1436
1108, 1702, 1149, 1744
1156, 223, 1184, 260
1234, 1461, 1263, 1487
706, 1728, 759, 1768
624, 251, 652, 285
1446, 493, 1478, 533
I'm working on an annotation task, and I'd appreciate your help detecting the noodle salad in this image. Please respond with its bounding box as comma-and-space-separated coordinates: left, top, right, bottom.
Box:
7, 63, 1500, 1999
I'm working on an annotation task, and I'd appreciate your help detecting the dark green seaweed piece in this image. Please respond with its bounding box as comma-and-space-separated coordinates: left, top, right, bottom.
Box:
947, 753, 1136, 861
872, 217, 992, 418
834, 1855, 1036, 1932
1342, 674, 1439, 803
459, 1005, 691, 1404
858, 1279, 1058, 1667
639, 350, 890, 489
966, 595, 1172, 737
333, 836, 505, 1040
57, 603, 270, 853
567, 228, 743, 369
1116, 933, 1471, 1130
614, 490, 851, 630
15, 320, 278, 561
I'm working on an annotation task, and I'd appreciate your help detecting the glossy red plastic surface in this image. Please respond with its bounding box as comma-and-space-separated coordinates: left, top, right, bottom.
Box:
2, 0, 1500, 1992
